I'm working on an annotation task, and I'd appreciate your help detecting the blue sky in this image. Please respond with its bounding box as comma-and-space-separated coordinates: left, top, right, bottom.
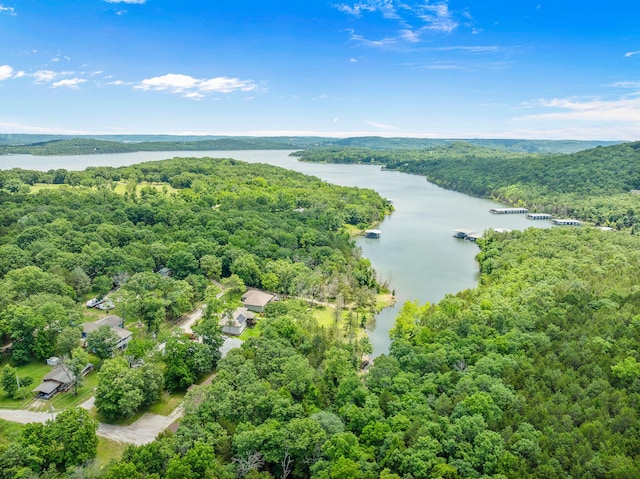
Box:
0, 0, 638, 140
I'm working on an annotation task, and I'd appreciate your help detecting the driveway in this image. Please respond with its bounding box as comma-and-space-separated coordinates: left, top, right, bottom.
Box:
0, 406, 184, 446
0, 336, 243, 445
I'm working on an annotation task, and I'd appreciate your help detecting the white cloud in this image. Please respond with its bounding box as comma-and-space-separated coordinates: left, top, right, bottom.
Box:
339, 0, 460, 47
516, 95, 640, 131
366, 119, 397, 130
0, 64, 14, 80
33, 70, 59, 82
104, 0, 146, 4
0, 4, 16, 15
137, 73, 199, 92
610, 81, 640, 89
52, 78, 87, 89
199, 77, 256, 93
624, 50, 640, 58
135, 73, 257, 97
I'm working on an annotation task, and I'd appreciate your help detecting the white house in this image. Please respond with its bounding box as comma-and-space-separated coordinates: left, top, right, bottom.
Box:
219, 307, 256, 336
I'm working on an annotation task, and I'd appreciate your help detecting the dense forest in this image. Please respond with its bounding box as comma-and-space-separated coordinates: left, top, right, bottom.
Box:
294, 141, 640, 230
0, 156, 391, 476
2, 143, 640, 478
89, 227, 640, 478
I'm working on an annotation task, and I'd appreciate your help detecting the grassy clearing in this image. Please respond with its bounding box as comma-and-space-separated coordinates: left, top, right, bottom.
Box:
94, 436, 129, 470
148, 391, 185, 416
312, 304, 338, 329
28, 183, 69, 194
239, 324, 262, 340
0, 359, 51, 409
112, 181, 178, 196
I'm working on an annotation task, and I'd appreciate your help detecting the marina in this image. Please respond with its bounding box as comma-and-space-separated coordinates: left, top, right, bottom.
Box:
489, 207, 529, 214
551, 218, 582, 226
526, 213, 553, 220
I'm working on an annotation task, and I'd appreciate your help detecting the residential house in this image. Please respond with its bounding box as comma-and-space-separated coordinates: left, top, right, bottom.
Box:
219, 307, 256, 336
32, 363, 93, 399
241, 289, 275, 313
82, 315, 132, 351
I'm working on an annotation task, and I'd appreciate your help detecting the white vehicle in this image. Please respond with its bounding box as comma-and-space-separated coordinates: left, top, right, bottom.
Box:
86, 298, 104, 308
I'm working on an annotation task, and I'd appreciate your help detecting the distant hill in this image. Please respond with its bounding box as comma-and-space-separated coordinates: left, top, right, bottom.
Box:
0, 137, 299, 156
324, 136, 621, 154
0, 134, 621, 155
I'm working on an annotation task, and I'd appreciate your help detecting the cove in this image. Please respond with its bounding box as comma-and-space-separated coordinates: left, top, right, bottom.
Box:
1, 149, 549, 356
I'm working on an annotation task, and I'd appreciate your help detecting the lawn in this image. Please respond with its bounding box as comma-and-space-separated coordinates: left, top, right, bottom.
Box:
112, 181, 178, 195
28, 183, 69, 194
148, 390, 185, 416
95, 436, 129, 469
0, 359, 52, 409
37, 370, 100, 412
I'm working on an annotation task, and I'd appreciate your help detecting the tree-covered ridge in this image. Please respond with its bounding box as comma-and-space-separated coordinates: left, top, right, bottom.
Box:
295, 141, 640, 229
324, 136, 619, 154
0, 134, 618, 154
97, 227, 640, 478
0, 157, 389, 361
0, 138, 297, 155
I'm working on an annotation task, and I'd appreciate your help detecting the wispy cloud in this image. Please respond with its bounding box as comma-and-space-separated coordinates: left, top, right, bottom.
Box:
52, 78, 87, 89
610, 81, 640, 89
366, 119, 397, 130
51, 55, 71, 63
517, 95, 640, 124
0, 4, 16, 15
33, 70, 63, 83
104, 0, 146, 4
338, 1, 461, 48
135, 73, 257, 98
624, 50, 640, 58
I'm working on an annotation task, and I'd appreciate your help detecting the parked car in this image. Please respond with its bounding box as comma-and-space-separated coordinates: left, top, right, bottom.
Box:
96, 300, 115, 310
86, 298, 104, 308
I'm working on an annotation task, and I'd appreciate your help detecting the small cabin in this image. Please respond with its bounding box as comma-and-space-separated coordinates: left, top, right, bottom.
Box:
364, 229, 381, 238
489, 207, 529, 214
551, 219, 581, 226
525, 213, 552, 220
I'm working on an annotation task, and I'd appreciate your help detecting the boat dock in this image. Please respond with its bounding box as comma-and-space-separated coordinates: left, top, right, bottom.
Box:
525, 213, 552, 220
453, 228, 482, 241
364, 229, 381, 238
551, 219, 581, 226
489, 207, 529, 214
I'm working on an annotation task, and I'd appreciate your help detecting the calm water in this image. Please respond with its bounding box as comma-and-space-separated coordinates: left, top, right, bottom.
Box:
1, 150, 549, 356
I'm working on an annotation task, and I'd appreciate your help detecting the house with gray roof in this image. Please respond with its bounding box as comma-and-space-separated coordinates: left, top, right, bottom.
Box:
82, 315, 132, 351
32, 363, 93, 399
241, 289, 275, 313
219, 307, 256, 336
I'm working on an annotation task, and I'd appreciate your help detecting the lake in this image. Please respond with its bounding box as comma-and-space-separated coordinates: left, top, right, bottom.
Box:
1, 150, 549, 356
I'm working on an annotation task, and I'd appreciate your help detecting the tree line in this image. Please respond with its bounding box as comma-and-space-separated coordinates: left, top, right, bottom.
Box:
294, 141, 640, 230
